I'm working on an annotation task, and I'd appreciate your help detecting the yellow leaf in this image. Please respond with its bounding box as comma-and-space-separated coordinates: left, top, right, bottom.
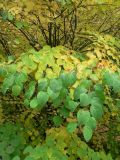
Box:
35, 70, 43, 80
52, 64, 61, 75
46, 68, 55, 79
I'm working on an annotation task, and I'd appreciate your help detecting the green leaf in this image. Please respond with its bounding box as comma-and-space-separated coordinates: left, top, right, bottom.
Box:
116, 99, 120, 108
80, 79, 92, 89
94, 84, 105, 101
1, 10, 8, 20
60, 71, 76, 87
6, 145, 14, 154
23, 21, 29, 28
90, 104, 103, 120
103, 72, 120, 93
14, 39, 20, 44
90, 74, 98, 81
53, 116, 63, 127
77, 147, 88, 158
25, 81, 36, 99
58, 88, 68, 101
112, 77, 120, 93
74, 85, 87, 100
15, 21, 23, 29
21, 54, 36, 70
85, 117, 96, 130
12, 84, 22, 97
37, 91, 49, 108
24, 99, 30, 107
15, 72, 28, 84
80, 93, 91, 106
52, 88, 68, 107
59, 107, 70, 118
103, 71, 112, 86
65, 100, 79, 112
47, 87, 60, 100
12, 156, 20, 160
83, 126, 93, 142
8, 55, 15, 62
24, 146, 33, 154
50, 78, 62, 92
67, 122, 77, 133
0, 67, 7, 77
38, 79, 48, 91
91, 152, 100, 160
3, 73, 15, 87
46, 137, 55, 147
7, 64, 17, 73
77, 110, 90, 125
30, 97, 38, 108
24, 157, 34, 160
91, 97, 103, 106
2, 73, 15, 94
102, 71, 120, 93
7, 12, 14, 21
52, 98, 62, 107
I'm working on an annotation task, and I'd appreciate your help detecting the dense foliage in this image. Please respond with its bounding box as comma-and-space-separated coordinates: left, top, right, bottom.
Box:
0, 0, 120, 160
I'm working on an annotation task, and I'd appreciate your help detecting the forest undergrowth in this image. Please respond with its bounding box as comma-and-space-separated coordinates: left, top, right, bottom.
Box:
0, 0, 120, 160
